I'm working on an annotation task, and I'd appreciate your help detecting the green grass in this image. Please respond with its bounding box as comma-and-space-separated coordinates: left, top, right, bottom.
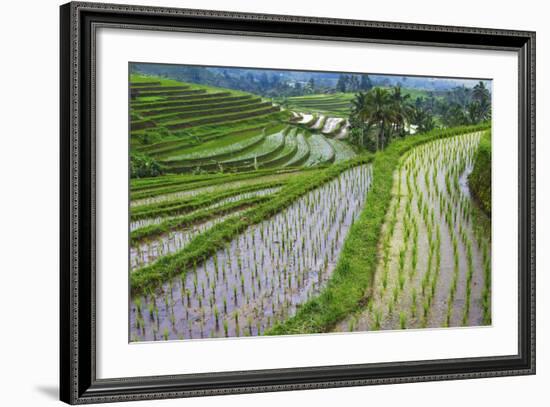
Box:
266, 122, 490, 335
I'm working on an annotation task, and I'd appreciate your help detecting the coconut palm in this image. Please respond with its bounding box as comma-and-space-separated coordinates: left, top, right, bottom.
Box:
472, 81, 490, 103
411, 106, 436, 133
390, 86, 414, 137
364, 88, 396, 150
350, 92, 370, 147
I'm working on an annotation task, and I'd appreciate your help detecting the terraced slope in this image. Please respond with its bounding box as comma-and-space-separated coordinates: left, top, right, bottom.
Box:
285, 93, 355, 117
130, 74, 286, 156
130, 75, 357, 175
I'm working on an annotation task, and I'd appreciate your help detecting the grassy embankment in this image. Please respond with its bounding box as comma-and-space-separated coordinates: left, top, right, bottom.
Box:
468, 130, 491, 216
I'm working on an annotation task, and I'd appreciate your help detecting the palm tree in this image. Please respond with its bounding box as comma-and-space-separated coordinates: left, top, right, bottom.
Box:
443, 103, 468, 127
350, 92, 369, 147
473, 81, 490, 103
467, 101, 482, 124
363, 88, 395, 150
390, 86, 413, 137
411, 107, 436, 133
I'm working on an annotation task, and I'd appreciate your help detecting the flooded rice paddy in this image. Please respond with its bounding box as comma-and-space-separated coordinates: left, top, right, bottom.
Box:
130, 165, 372, 341
336, 133, 491, 333
130, 187, 281, 232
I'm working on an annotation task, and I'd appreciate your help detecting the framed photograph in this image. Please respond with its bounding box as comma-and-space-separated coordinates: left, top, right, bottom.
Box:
60, 1, 535, 404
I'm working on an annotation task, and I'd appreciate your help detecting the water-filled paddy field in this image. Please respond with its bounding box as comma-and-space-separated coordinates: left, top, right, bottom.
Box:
335, 132, 491, 332
130, 165, 372, 341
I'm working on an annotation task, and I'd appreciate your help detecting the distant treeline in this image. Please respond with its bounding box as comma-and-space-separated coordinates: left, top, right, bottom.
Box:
130, 63, 490, 99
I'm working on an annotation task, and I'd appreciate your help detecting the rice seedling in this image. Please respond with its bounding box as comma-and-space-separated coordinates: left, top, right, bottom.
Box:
372, 309, 382, 331
399, 312, 407, 329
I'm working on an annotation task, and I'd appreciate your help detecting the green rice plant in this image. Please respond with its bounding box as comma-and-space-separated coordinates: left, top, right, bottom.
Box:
388, 301, 394, 316
382, 264, 389, 291
372, 309, 382, 331
392, 286, 399, 304
134, 297, 143, 317
398, 247, 406, 274
398, 272, 406, 291
223, 319, 229, 337
423, 299, 430, 319
214, 306, 219, 327
348, 316, 357, 332
399, 312, 407, 329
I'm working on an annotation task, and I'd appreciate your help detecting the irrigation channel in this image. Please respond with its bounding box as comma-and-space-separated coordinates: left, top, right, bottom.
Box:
337, 132, 491, 332
130, 165, 372, 341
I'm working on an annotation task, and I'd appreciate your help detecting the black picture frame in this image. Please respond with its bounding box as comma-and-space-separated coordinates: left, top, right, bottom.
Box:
60, 1, 536, 404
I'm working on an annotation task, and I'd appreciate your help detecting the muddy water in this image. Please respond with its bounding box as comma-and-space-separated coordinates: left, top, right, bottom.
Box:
335, 132, 491, 333
130, 187, 281, 232
130, 165, 372, 341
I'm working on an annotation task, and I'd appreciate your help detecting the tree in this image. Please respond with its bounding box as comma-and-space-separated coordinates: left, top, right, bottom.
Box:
259, 72, 270, 90
350, 88, 395, 151
348, 75, 360, 92
442, 103, 468, 127
473, 81, 490, 103
336, 74, 348, 92
467, 101, 483, 124
472, 81, 491, 122
349, 92, 370, 148
304, 78, 315, 94
410, 106, 436, 133
390, 86, 413, 137
360, 74, 373, 91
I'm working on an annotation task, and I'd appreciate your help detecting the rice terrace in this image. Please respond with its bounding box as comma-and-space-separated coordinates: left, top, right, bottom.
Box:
129, 63, 492, 342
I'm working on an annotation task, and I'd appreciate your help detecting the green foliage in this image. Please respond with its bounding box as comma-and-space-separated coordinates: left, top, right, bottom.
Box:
130, 151, 163, 178
468, 130, 491, 216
